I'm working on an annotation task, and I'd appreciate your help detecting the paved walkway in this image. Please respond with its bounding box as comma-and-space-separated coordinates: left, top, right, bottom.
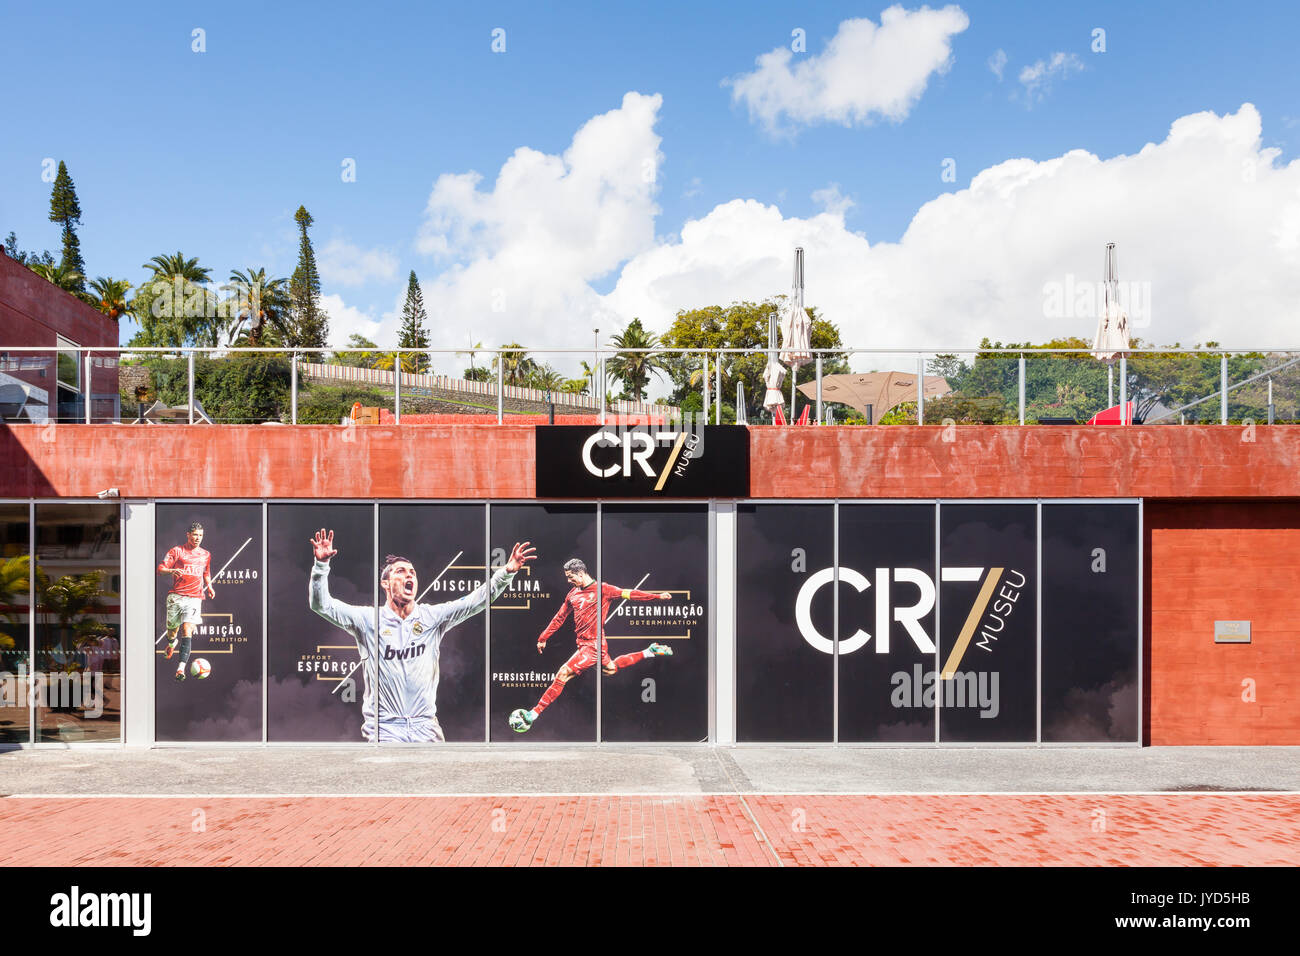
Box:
2, 794, 1297, 866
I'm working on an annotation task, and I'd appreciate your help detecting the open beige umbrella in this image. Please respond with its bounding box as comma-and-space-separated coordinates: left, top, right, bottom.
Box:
797, 371, 951, 423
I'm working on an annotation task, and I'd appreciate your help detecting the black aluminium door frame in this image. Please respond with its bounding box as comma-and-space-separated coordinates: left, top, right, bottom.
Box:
733, 498, 1143, 747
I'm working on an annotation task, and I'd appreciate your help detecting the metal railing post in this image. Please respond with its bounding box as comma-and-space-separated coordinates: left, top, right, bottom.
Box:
1018, 355, 1026, 426
291, 351, 298, 424
917, 353, 925, 424
83, 352, 92, 424
1119, 356, 1128, 423
714, 357, 721, 425
1268, 378, 1275, 425
816, 355, 823, 424
598, 356, 606, 425
497, 352, 504, 424
394, 352, 401, 424
702, 353, 709, 427
187, 351, 195, 424
1221, 354, 1229, 424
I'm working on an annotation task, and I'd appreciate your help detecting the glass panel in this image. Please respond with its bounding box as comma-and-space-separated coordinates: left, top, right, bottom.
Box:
838, 504, 935, 743
736, 504, 834, 742
191, 352, 291, 424
599, 505, 709, 743
489, 504, 597, 742
938, 504, 1036, 743
267, 503, 374, 741
923, 351, 1016, 425
1129, 348, 1223, 425
297, 351, 393, 424
1228, 351, 1296, 425
378, 504, 488, 742
1022, 351, 1112, 424
1041, 504, 1139, 742
0, 505, 31, 744
56, 337, 80, 392
0, 350, 54, 423
35, 503, 120, 742
154, 505, 263, 741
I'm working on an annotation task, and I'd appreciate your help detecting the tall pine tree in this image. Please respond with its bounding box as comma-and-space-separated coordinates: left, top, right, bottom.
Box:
48, 161, 85, 293
289, 205, 329, 352
398, 270, 430, 372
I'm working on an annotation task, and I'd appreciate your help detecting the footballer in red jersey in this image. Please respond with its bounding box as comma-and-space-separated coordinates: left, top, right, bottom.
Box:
159, 522, 214, 681
509, 558, 673, 733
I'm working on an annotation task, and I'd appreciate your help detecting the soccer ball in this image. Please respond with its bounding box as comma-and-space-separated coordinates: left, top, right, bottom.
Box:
190, 658, 211, 679
507, 709, 530, 733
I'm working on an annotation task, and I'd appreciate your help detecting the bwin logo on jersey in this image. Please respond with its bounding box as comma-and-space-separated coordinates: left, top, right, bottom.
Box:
383, 643, 427, 661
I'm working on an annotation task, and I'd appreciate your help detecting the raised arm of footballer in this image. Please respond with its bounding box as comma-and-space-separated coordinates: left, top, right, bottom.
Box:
309, 528, 537, 742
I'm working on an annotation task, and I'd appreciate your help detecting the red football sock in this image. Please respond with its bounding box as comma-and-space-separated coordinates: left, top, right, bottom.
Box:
612, 650, 648, 669
533, 678, 567, 715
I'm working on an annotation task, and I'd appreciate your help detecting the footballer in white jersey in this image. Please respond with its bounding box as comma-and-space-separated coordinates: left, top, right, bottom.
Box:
308, 529, 536, 742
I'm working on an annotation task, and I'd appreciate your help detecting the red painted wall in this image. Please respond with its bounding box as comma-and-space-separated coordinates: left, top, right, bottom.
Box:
4, 422, 1298, 745
3, 423, 1298, 500
0, 248, 119, 412
1145, 501, 1300, 745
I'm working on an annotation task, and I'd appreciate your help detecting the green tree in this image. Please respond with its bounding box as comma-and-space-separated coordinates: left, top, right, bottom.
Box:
659, 299, 849, 411
289, 206, 329, 351
397, 271, 431, 373
86, 277, 133, 322
4, 231, 55, 267
47, 161, 85, 293
607, 318, 667, 400
332, 334, 384, 368
227, 267, 291, 347
128, 253, 222, 347
458, 340, 485, 380
29, 261, 86, 296
492, 343, 537, 385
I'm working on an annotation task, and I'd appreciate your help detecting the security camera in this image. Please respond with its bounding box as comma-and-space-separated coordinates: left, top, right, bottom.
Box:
96, 488, 119, 499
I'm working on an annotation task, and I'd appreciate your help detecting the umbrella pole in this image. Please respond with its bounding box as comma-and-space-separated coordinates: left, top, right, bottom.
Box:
1108, 365, 1114, 408
790, 368, 796, 423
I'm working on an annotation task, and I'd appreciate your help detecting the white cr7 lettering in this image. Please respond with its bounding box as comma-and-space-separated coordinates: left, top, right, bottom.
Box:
581, 430, 679, 478
794, 566, 983, 655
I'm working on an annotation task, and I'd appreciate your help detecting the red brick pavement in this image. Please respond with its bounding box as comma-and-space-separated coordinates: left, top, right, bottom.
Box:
1, 794, 1295, 866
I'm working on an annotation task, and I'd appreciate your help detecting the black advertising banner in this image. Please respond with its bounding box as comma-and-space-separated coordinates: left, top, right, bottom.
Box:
267, 504, 374, 742
938, 504, 1037, 743
378, 504, 488, 742
489, 504, 597, 742
154, 504, 262, 742
838, 504, 936, 743
736, 504, 834, 743
535, 425, 749, 498
1042, 504, 1139, 742
600, 505, 709, 743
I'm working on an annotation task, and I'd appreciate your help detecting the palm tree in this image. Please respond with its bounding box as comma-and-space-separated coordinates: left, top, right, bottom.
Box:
529, 367, 566, 392
492, 343, 538, 386
457, 340, 485, 379
227, 267, 291, 347
29, 261, 85, 295
607, 319, 667, 401
137, 252, 216, 346
144, 252, 211, 284
87, 277, 133, 321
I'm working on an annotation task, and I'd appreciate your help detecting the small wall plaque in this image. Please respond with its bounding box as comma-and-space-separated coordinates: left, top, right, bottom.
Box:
1214, 621, 1251, 643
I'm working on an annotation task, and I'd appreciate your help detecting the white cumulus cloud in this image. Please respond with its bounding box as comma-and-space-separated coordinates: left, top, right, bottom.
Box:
318, 239, 399, 287
1018, 51, 1084, 105
604, 104, 1300, 353
414, 91, 664, 358
401, 97, 1300, 371
727, 5, 970, 133
988, 48, 1007, 81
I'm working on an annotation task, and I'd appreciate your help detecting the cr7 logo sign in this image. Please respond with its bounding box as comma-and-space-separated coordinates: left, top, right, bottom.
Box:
795, 566, 1006, 656
581, 429, 696, 491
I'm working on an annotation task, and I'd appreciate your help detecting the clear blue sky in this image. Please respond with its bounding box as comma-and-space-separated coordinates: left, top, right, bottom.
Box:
2, 0, 1297, 346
